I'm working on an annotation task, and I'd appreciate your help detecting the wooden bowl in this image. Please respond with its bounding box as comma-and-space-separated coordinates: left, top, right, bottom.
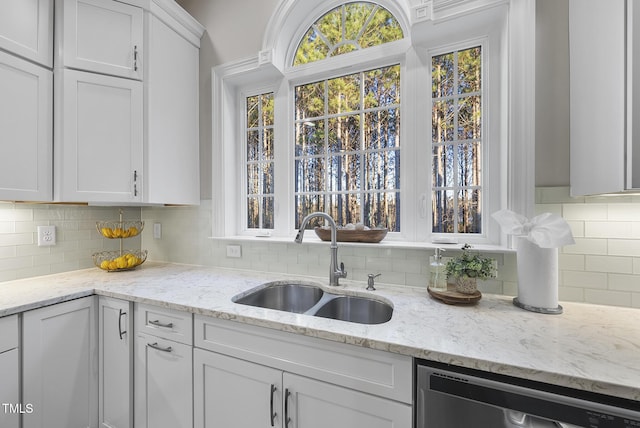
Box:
314, 227, 388, 243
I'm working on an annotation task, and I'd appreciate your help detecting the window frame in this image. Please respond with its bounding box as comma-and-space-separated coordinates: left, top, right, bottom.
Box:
212, 0, 535, 249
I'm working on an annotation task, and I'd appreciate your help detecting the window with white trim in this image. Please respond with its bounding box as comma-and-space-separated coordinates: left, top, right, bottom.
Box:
245, 93, 275, 229
293, 64, 401, 230
216, 0, 519, 245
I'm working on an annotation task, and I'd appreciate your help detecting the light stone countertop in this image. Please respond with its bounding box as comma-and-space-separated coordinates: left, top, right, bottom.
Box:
1, 262, 638, 402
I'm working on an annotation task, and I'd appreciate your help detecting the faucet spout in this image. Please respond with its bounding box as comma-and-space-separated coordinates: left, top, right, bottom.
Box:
295, 212, 347, 286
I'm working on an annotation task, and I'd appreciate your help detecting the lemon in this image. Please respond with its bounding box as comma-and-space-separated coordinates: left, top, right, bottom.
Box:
128, 226, 138, 236
100, 260, 110, 270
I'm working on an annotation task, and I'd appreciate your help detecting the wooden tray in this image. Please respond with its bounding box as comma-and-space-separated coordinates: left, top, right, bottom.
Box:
314, 227, 388, 243
428, 284, 482, 305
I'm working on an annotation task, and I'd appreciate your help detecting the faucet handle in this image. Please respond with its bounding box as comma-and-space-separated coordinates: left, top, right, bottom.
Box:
367, 273, 381, 290
337, 262, 347, 278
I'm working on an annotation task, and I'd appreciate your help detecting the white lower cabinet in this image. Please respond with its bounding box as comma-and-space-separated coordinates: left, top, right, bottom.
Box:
98, 296, 133, 428
0, 315, 20, 428
22, 296, 98, 428
134, 304, 193, 428
193, 316, 412, 428
194, 349, 411, 428
194, 349, 282, 427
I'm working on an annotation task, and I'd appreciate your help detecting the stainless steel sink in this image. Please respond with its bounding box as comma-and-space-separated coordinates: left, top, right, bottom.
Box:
314, 295, 393, 324
234, 282, 324, 314
233, 281, 393, 324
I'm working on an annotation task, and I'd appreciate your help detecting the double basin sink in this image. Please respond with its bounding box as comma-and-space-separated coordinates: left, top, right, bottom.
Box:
233, 281, 393, 325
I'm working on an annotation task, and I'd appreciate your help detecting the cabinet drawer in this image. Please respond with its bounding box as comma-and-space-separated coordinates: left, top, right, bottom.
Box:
194, 316, 412, 404
0, 315, 18, 353
135, 304, 192, 345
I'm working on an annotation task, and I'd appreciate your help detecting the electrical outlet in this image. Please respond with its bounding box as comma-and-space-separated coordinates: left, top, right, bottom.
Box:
226, 245, 241, 258
37, 225, 56, 246
153, 223, 162, 239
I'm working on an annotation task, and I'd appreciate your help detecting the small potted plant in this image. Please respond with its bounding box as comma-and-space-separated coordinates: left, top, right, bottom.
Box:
445, 244, 497, 294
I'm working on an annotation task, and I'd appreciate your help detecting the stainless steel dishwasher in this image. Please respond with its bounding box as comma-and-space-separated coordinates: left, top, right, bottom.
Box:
416, 359, 640, 427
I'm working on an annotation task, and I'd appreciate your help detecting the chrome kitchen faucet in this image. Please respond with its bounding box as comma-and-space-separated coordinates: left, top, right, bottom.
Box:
295, 212, 347, 286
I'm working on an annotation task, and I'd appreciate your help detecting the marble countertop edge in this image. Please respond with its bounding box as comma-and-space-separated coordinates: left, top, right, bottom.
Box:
1, 262, 638, 403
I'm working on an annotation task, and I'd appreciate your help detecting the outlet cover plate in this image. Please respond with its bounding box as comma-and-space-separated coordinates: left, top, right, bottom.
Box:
37, 225, 56, 246
226, 245, 241, 258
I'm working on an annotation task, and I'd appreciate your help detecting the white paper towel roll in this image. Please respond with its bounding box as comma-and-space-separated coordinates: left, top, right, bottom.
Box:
515, 236, 561, 312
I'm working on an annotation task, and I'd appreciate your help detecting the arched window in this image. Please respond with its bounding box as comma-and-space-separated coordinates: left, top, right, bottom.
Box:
213, 0, 527, 248
291, 3, 403, 230
293, 3, 403, 66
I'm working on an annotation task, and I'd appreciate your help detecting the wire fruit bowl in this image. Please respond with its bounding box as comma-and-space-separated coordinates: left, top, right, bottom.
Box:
96, 220, 144, 239
93, 250, 147, 272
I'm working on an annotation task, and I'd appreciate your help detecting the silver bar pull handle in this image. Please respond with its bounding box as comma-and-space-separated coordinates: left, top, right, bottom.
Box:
284, 388, 291, 428
270, 384, 277, 426
118, 309, 127, 340
133, 45, 138, 71
148, 319, 174, 329
147, 342, 172, 353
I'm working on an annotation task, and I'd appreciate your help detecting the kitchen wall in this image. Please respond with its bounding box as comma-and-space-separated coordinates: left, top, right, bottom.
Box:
0, 204, 140, 282
139, 188, 640, 309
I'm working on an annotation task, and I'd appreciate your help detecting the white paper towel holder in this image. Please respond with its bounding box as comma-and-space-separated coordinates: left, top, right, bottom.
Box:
513, 297, 563, 314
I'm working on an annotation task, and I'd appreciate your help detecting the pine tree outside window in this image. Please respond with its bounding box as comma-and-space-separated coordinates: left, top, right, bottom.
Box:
292, 2, 403, 230
432, 47, 483, 234
246, 93, 275, 230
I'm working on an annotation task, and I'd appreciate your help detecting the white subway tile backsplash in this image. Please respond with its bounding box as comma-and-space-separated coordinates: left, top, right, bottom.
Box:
584, 221, 632, 238
584, 289, 632, 307
562, 203, 608, 221
607, 274, 640, 292
585, 255, 633, 274
564, 238, 608, 255
607, 204, 640, 221
608, 239, 640, 257
2, 187, 640, 309
0, 203, 141, 281
563, 270, 608, 289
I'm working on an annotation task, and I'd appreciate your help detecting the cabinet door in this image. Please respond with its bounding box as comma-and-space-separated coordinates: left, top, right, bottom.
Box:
135, 332, 192, 428
0, 349, 19, 428
194, 348, 282, 428
22, 297, 98, 428
145, 13, 200, 204
284, 373, 412, 428
569, 0, 626, 195
0, 0, 53, 67
61, 0, 143, 79
56, 69, 143, 203
0, 315, 19, 428
0, 51, 53, 201
98, 297, 133, 428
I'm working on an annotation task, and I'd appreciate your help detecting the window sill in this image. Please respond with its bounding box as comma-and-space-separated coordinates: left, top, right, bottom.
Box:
209, 235, 515, 254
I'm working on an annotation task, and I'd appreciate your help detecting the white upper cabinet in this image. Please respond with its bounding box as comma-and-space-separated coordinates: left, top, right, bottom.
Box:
55, 69, 143, 203
58, 0, 143, 79
570, 0, 640, 195
0, 0, 53, 67
0, 51, 53, 201
145, 10, 201, 205
53, 0, 203, 205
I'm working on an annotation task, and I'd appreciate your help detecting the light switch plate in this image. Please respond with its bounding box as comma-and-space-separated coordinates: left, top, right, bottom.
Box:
37, 225, 56, 246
